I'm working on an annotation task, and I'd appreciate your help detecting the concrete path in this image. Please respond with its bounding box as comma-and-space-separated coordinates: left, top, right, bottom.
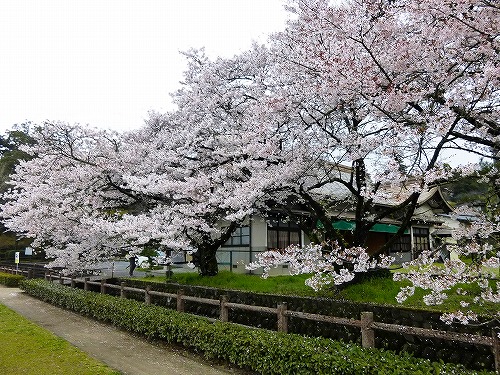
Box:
0, 286, 249, 375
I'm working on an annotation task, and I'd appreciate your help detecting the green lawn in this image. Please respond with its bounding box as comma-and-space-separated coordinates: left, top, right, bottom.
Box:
0, 304, 121, 375
334, 274, 499, 315
144, 270, 317, 295
143, 270, 499, 316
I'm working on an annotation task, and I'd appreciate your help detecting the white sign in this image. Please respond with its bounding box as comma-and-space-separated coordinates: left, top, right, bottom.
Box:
25, 247, 33, 256
14, 252, 20, 264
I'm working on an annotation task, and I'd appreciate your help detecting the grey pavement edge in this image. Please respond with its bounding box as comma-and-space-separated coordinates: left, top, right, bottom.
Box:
0, 286, 248, 375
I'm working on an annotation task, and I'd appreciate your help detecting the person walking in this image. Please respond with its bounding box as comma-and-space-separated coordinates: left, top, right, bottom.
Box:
128, 255, 137, 276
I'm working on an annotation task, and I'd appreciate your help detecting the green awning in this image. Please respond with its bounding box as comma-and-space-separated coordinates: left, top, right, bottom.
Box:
370, 223, 408, 234
318, 220, 409, 234
332, 220, 356, 231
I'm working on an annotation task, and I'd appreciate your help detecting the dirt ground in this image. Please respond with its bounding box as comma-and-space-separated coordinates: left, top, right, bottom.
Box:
0, 286, 250, 375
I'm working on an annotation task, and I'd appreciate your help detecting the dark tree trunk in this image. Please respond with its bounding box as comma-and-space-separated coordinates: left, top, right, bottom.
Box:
195, 243, 220, 276
193, 222, 239, 277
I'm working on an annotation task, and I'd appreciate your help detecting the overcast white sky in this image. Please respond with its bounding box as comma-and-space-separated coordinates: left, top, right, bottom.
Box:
0, 0, 289, 133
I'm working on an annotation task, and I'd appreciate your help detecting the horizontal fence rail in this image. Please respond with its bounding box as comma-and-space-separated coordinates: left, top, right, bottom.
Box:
0, 265, 497, 372
0, 266, 28, 276
372, 321, 494, 347
54, 273, 500, 372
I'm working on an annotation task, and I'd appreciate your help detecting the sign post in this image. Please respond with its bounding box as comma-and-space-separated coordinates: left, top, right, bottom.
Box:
15, 251, 20, 272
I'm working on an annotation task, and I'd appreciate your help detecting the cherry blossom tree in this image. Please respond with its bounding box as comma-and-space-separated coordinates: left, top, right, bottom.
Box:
248, 0, 498, 321
0, 122, 137, 272
0, 48, 303, 276
127, 47, 319, 275
258, 0, 499, 251
2, 0, 498, 297
0, 116, 271, 275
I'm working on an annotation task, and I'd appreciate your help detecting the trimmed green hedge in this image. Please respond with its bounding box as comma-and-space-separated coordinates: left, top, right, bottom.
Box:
0, 271, 24, 287
20, 279, 493, 375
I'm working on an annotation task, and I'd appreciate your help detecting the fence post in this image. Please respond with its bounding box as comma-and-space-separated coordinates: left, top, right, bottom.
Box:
120, 282, 126, 299
59, 274, 64, 285
361, 311, 375, 348
145, 286, 151, 305
84, 277, 90, 291
100, 279, 106, 294
277, 302, 288, 333
493, 329, 499, 374
220, 295, 229, 322
177, 289, 185, 312
70, 276, 75, 288
28, 268, 33, 279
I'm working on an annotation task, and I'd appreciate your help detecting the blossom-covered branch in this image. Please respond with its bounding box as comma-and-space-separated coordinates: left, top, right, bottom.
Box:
246, 242, 394, 291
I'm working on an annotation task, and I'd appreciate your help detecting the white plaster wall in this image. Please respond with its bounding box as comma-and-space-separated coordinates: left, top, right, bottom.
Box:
217, 215, 311, 275
250, 216, 268, 251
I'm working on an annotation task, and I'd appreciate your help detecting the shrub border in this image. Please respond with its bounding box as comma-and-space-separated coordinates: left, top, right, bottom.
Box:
0, 271, 24, 287
19, 279, 493, 375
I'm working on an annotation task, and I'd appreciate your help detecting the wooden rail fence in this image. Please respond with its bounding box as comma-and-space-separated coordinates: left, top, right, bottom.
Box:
0, 265, 498, 372
0, 265, 38, 279
54, 273, 500, 372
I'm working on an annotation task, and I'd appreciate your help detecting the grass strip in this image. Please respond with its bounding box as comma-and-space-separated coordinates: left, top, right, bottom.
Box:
144, 270, 498, 315
0, 303, 120, 375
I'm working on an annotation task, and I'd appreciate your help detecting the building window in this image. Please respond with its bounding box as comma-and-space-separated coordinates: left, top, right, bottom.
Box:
224, 226, 250, 246
390, 234, 411, 253
267, 219, 301, 249
413, 227, 430, 252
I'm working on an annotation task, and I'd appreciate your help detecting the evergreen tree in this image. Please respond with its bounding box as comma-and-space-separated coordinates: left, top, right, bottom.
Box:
0, 124, 35, 257
0, 123, 35, 195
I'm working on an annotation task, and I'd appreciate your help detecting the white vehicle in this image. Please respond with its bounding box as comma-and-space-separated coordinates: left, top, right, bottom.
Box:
135, 256, 150, 268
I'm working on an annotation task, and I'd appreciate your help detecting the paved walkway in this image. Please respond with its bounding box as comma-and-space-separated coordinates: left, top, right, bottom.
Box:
0, 286, 249, 375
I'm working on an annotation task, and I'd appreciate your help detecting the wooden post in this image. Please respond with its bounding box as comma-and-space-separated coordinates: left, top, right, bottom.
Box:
100, 279, 106, 294
44, 272, 49, 281
493, 329, 499, 374
59, 274, 64, 284
177, 289, 185, 312
361, 312, 375, 348
84, 277, 90, 291
70, 276, 75, 288
277, 302, 288, 333
28, 268, 33, 279
220, 295, 229, 322
120, 282, 126, 299
145, 286, 151, 305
